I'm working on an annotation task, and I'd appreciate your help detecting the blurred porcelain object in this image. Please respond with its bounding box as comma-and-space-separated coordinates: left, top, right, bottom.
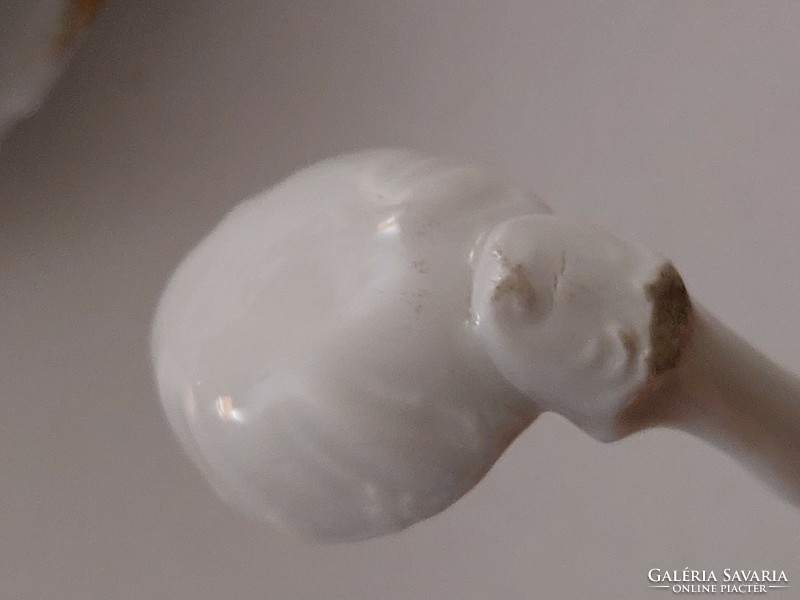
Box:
1, 0, 103, 140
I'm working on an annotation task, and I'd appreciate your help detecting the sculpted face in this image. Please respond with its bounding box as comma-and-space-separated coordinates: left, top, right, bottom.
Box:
470, 215, 668, 441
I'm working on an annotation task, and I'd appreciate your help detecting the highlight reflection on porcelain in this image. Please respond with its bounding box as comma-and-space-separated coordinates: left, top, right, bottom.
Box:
151, 150, 674, 540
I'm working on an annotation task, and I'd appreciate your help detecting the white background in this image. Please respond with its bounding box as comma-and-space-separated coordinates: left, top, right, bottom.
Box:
2, 1, 799, 598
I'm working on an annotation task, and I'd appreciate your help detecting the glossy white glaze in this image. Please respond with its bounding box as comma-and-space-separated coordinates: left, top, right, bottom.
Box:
471, 215, 665, 440
152, 149, 800, 541
152, 150, 552, 540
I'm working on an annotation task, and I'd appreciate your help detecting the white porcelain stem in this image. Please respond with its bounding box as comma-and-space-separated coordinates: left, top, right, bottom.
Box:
666, 306, 800, 504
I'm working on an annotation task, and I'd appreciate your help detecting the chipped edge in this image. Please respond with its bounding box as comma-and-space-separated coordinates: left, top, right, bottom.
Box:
491, 250, 538, 311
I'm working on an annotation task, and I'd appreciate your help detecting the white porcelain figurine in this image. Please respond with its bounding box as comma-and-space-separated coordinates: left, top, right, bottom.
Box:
152, 150, 800, 542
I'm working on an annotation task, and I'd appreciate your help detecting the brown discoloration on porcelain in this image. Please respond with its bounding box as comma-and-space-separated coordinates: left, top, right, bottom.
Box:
491, 251, 538, 311
57, 0, 105, 52
615, 365, 686, 438
615, 263, 694, 438
645, 263, 691, 377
